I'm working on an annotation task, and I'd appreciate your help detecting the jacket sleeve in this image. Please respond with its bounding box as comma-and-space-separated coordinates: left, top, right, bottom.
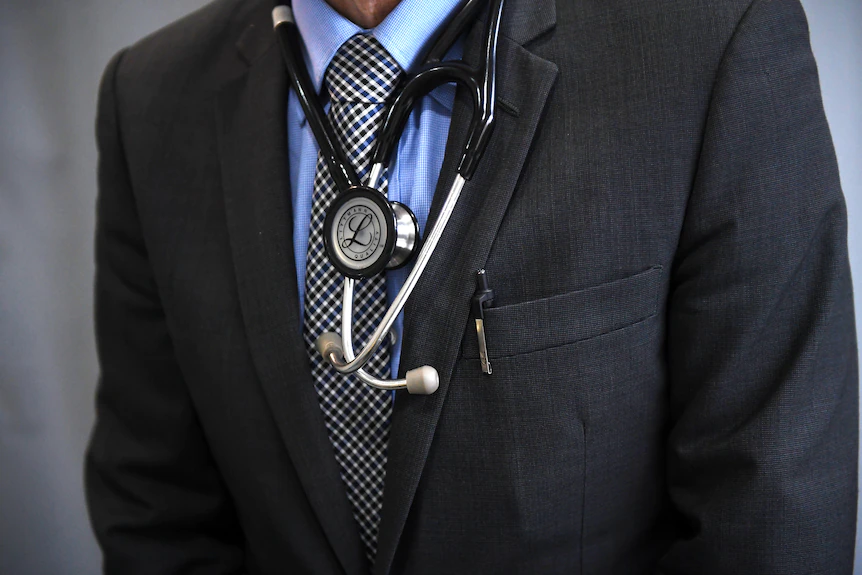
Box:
658, 1, 858, 573
85, 49, 244, 574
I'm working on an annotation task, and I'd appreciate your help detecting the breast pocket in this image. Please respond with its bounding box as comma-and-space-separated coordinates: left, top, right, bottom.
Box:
461, 265, 664, 360
413, 266, 665, 572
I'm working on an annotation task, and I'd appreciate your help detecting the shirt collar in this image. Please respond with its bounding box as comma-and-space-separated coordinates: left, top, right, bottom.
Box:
292, 0, 462, 114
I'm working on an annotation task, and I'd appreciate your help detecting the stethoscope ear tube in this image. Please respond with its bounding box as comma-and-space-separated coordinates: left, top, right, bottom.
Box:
425, 0, 488, 63
316, 331, 439, 394
458, 0, 503, 180
370, 0, 504, 181
272, 7, 359, 191
371, 63, 482, 170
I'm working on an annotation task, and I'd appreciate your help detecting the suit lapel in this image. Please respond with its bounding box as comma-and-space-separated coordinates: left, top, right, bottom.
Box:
215, 19, 366, 575
374, 1, 559, 572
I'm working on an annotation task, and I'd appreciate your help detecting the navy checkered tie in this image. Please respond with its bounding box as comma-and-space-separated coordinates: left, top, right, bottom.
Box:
302, 34, 402, 565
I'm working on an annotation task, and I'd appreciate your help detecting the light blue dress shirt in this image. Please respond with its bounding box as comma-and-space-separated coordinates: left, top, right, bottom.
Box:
288, 0, 463, 374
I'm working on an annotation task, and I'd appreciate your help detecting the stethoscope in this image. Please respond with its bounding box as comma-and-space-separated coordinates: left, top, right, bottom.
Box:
271, 0, 504, 395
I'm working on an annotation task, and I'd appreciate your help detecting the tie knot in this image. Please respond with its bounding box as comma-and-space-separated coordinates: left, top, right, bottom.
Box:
325, 34, 403, 104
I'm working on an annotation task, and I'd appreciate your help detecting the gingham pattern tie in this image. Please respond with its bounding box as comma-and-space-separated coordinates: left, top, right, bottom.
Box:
302, 34, 402, 565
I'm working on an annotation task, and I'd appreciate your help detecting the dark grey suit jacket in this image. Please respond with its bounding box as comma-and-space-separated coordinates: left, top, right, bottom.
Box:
85, 0, 858, 573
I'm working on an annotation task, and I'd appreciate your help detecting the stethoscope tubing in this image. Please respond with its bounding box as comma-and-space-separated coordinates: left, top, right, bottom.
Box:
272, 5, 359, 191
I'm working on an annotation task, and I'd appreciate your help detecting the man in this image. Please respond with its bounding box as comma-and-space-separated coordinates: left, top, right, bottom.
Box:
85, 0, 858, 572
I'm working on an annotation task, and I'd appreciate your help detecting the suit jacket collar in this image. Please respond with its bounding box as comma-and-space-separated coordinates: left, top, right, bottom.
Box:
219, 1, 558, 573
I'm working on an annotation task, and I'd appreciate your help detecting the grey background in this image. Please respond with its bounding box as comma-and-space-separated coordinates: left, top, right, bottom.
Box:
0, 0, 858, 573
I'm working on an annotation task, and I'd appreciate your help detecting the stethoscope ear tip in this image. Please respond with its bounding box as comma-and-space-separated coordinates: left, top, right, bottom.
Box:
271, 5, 293, 29
406, 366, 439, 395
315, 331, 344, 364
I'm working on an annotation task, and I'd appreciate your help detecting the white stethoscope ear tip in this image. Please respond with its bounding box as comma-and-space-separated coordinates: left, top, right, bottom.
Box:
315, 331, 344, 363
405, 366, 439, 395
271, 6, 293, 29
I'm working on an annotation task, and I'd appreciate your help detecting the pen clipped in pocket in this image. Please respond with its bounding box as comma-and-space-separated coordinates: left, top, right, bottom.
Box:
462, 265, 663, 361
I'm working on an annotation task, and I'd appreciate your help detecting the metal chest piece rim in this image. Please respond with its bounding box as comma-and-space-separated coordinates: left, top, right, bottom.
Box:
323, 186, 420, 280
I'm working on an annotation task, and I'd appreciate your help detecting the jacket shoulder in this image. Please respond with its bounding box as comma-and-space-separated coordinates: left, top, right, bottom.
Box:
553, 0, 758, 54
108, 0, 263, 124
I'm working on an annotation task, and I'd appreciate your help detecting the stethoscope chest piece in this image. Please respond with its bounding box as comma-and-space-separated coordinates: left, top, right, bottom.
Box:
323, 186, 420, 279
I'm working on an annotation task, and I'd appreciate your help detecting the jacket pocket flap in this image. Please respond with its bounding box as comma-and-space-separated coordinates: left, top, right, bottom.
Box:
461, 265, 663, 360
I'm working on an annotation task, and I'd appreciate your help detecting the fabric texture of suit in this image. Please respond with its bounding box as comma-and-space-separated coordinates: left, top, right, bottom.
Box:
85, 0, 859, 573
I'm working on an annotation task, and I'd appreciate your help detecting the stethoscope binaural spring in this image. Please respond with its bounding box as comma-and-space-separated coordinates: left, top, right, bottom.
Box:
272, 0, 504, 394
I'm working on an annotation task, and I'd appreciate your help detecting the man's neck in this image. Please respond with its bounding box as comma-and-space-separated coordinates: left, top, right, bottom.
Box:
324, 0, 402, 28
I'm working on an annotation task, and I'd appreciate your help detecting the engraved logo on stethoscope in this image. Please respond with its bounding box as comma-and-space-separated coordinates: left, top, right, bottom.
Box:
337, 205, 382, 262
341, 213, 373, 248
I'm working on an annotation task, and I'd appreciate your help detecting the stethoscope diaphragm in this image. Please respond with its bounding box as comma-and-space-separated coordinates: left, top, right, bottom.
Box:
323, 186, 420, 280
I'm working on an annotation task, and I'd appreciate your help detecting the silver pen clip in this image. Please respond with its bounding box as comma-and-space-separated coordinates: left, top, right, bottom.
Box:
471, 270, 495, 375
